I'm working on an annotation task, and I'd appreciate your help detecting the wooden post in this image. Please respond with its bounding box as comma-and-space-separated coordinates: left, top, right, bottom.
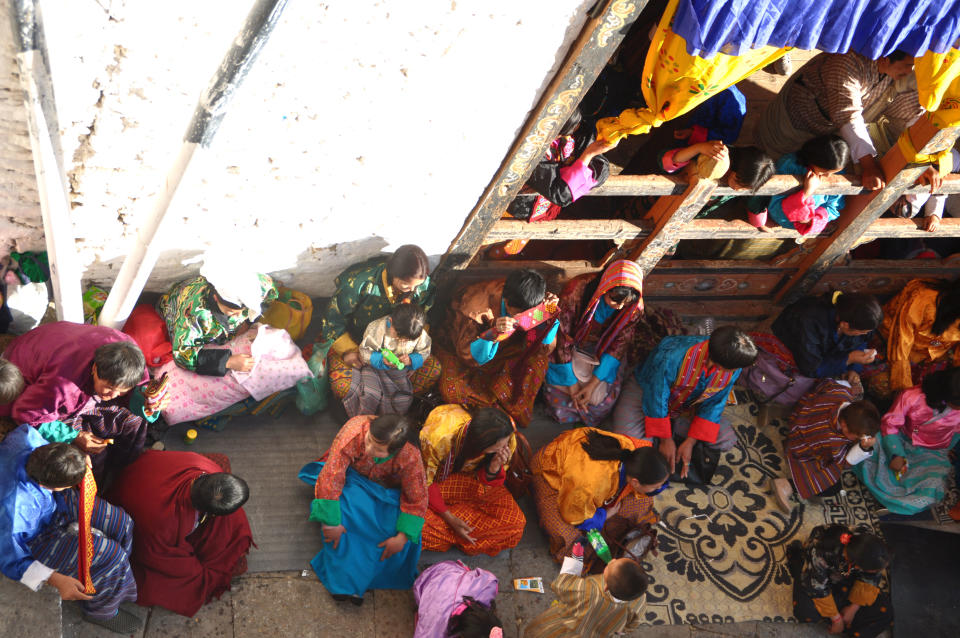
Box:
9, 0, 83, 322
609, 176, 717, 274
436, 0, 649, 273
774, 117, 960, 305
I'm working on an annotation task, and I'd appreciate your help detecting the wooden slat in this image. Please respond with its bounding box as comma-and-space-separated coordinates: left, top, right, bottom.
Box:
485, 217, 960, 242
591, 172, 960, 197
435, 0, 649, 272
622, 176, 718, 272
775, 117, 960, 305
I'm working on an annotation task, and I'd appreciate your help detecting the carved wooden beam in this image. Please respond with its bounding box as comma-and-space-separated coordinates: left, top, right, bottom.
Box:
486, 216, 960, 242
435, 0, 648, 273
591, 172, 960, 197
602, 176, 718, 272
774, 117, 960, 305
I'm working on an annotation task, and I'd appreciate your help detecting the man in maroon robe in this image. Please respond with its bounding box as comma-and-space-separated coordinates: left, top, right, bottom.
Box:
106, 450, 253, 617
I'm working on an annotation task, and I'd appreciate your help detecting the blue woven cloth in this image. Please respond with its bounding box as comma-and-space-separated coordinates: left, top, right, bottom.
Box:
298, 462, 420, 596
672, 0, 960, 58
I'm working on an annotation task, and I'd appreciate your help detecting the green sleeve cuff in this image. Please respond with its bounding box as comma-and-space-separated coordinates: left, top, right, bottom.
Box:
396, 512, 424, 542
128, 386, 160, 423
36, 421, 79, 444
309, 498, 341, 526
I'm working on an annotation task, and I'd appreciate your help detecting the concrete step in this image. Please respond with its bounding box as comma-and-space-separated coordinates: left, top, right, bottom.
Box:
0, 577, 63, 638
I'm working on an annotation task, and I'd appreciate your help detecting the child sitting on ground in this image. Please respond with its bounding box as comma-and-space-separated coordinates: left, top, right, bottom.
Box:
788, 524, 893, 638
523, 542, 647, 637
773, 375, 881, 511
413, 560, 502, 638
343, 303, 431, 417
748, 135, 849, 236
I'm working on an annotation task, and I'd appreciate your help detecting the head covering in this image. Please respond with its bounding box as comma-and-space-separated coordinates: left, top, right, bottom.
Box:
200, 255, 267, 319
573, 260, 644, 357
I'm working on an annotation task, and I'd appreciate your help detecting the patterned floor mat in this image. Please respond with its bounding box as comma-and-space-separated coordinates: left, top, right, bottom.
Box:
639, 400, 881, 625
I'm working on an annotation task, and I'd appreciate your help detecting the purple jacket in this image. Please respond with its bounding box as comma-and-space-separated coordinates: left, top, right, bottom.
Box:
413, 561, 499, 638
0, 322, 146, 426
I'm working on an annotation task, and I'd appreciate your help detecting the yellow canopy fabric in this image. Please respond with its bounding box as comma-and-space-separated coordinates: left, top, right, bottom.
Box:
596, 0, 788, 145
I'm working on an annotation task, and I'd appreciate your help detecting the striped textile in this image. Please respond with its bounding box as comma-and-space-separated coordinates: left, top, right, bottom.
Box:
28, 490, 136, 620
784, 380, 858, 499
571, 260, 644, 358
542, 366, 625, 427
670, 341, 734, 413
421, 473, 525, 556
329, 350, 441, 401
523, 572, 646, 637
342, 366, 413, 418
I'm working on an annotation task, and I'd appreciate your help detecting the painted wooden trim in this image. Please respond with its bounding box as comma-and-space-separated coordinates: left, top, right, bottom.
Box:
486, 216, 960, 242
436, 0, 649, 272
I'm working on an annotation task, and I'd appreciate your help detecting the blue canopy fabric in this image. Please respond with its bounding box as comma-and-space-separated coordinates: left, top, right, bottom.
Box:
672, 0, 960, 59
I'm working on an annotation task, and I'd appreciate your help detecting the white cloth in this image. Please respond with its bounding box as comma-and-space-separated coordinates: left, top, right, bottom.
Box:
199, 256, 266, 318
20, 561, 53, 591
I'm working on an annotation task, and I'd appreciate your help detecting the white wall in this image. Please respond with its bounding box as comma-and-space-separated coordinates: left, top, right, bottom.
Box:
1, 0, 592, 296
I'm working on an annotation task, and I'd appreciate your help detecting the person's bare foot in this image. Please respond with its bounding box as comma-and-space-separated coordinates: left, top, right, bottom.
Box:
771, 477, 794, 513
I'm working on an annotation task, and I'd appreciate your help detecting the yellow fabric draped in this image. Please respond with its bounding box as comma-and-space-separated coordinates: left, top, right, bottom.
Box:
896, 47, 960, 174
419, 404, 516, 485
596, 0, 788, 144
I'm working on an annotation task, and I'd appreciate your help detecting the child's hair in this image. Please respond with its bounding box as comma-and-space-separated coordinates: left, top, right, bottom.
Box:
386, 245, 430, 282
606, 286, 640, 305
191, 473, 250, 516
391, 303, 425, 340
822, 525, 890, 572
503, 269, 546, 310
839, 400, 881, 435
368, 413, 416, 454
446, 596, 502, 638
605, 558, 649, 601
833, 292, 883, 331
581, 430, 670, 485
26, 443, 87, 489
927, 278, 960, 335
707, 326, 757, 370
558, 108, 583, 137
0, 358, 25, 405
921, 366, 960, 410
797, 135, 849, 172
886, 49, 911, 64
93, 341, 146, 388
728, 146, 776, 191
454, 407, 514, 473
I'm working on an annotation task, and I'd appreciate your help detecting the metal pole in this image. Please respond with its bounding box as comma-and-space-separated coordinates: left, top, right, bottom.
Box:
9, 0, 83, 322
97, 0, 288, 329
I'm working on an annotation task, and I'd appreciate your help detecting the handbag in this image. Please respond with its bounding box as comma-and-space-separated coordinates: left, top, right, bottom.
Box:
583, 517, 660, 574
505, 429, 534, 499
740, 349, 816, 406
262, 287, 314, 341
668, 434, 721, 486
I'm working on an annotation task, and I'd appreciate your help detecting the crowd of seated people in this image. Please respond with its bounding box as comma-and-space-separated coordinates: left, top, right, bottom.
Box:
4, 44, 960, 638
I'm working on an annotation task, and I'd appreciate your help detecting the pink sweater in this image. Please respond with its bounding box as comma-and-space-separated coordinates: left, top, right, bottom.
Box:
881, 386, 960, 450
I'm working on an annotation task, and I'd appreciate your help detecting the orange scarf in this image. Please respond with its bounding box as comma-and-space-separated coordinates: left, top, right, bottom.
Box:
77, 467, 97, 594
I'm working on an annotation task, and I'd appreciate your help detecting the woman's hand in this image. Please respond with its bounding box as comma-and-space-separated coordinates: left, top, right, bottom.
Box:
488, 444, 512, 475
378, 532, 408, 561
606, 499, 622, 518
677, 437, 697, 479
889, 456, 907, 474
858, 435, 876, 451
342, 350, 363, 369
441, 512, 476, 545
841, 604, 860, 628
803, 170, 821, 198
72, 431, 108, 455
924, 214, 942, 232
47, 572, 92, 601
860, 156, 885, 191
658, 437, 677, 472
828, 615, 845, 634
697, 140, 727, 161
494, 316, 517, 334
226, 354, 255, 372
847, 349, 876, 365
572, 377, 601, 410
321, 524, 347, 549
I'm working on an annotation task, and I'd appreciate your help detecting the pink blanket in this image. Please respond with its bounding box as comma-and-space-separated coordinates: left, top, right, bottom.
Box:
157, 326, 311, 425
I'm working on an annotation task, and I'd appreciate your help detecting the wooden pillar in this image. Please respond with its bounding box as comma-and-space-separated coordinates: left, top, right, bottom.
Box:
436, 0, 649, 273
610, 176, 718, 274
774, 117, 960, 305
